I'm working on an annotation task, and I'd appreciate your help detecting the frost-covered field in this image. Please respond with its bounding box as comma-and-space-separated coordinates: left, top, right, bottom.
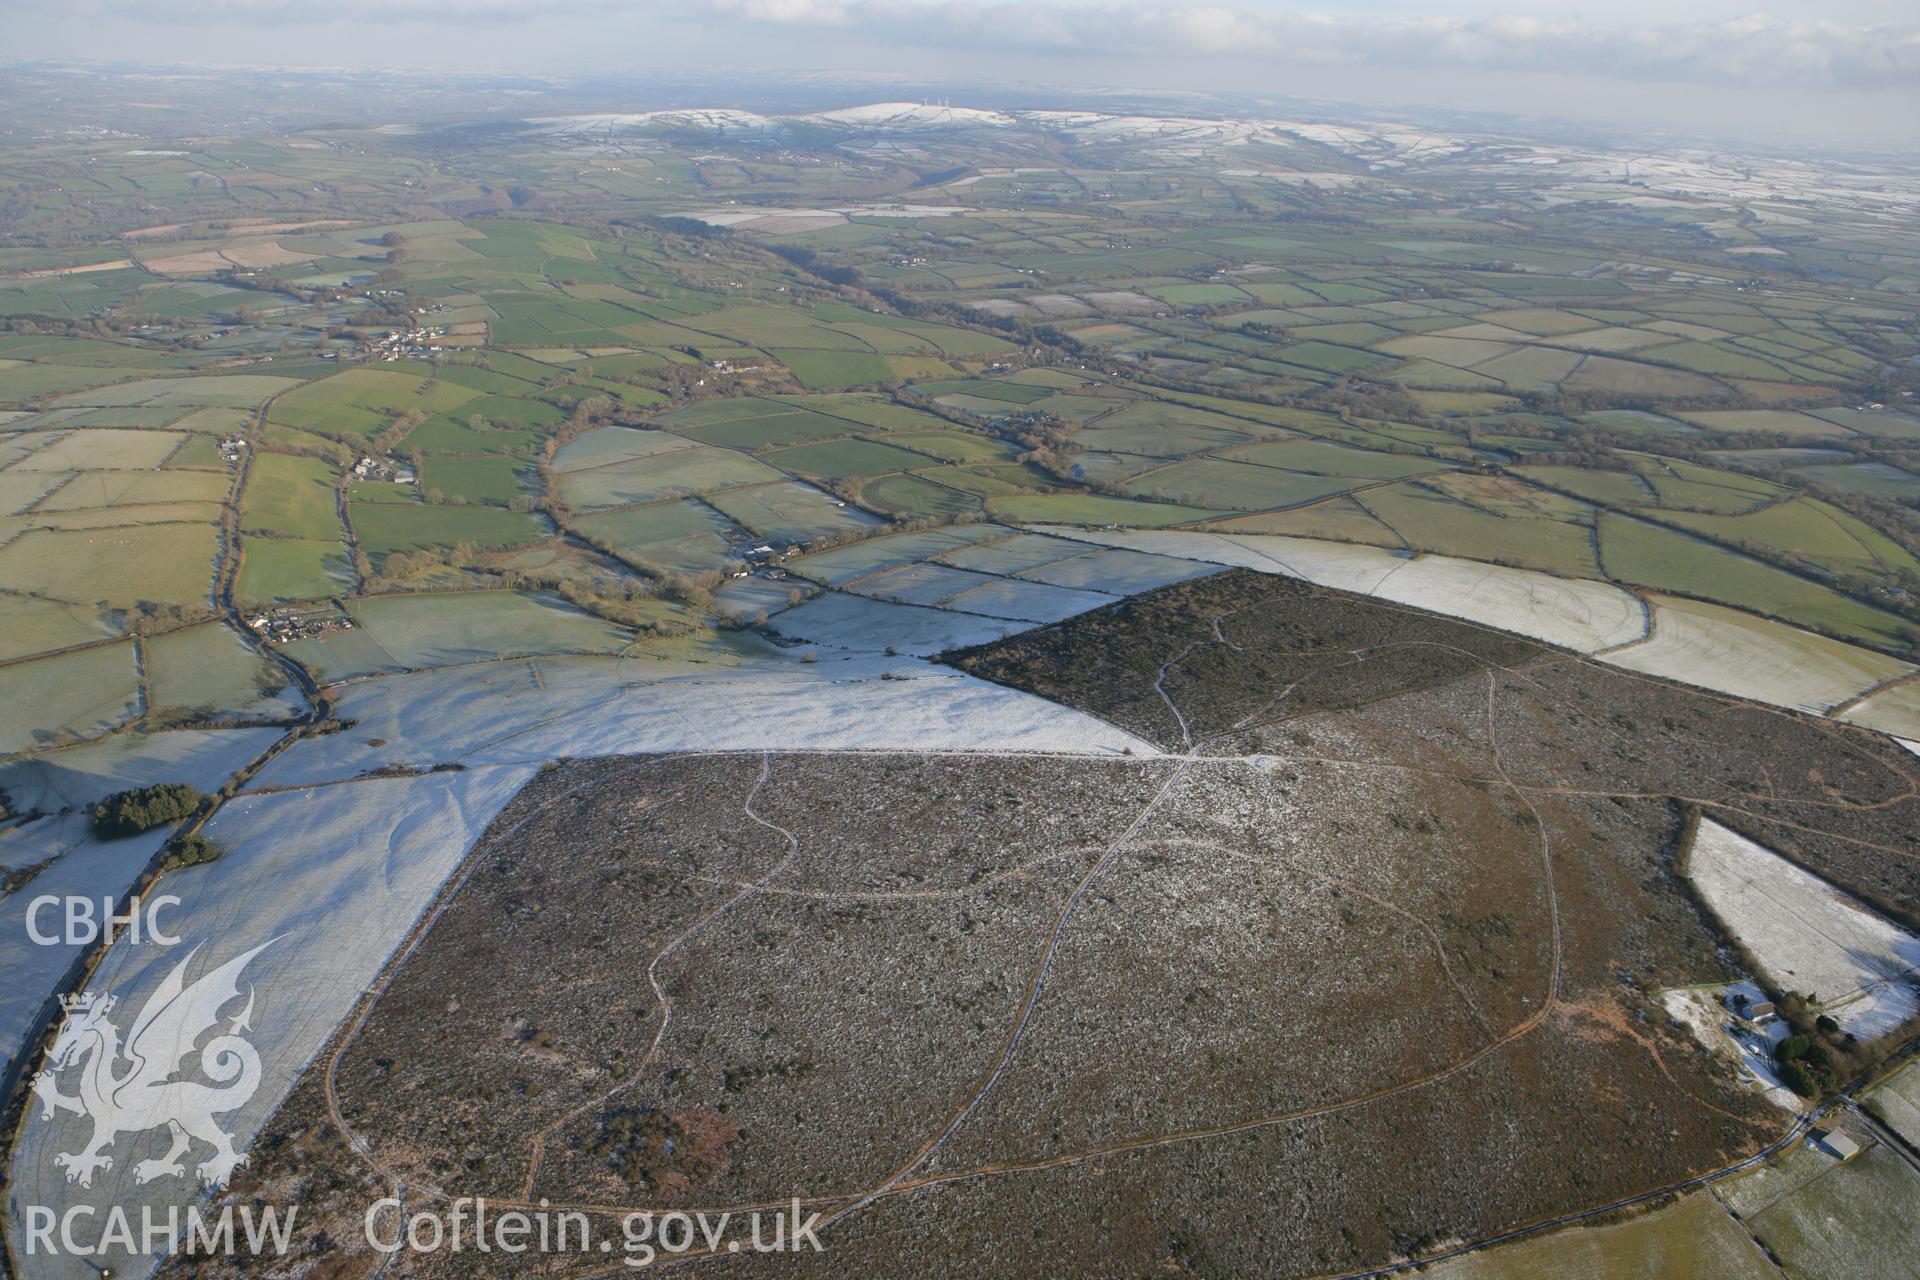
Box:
1612, 596, 1914, 716
1027, 528, 1920, 736
249, 651, 1154, 791
771, 590, 1025, 655
4, 638, 1154, 1273
1720, 1139, 1920, 1280
1865, 1059, 1920, 1148
1033, 528, 1647, 651
0, 728, 280, 820
1688, 820, 1920, 1039
0, 825, 172, 1080
1841, 679, 1920, 742
1018, 545, 1220, 595
7, 765, 539, 1280
0, 728, 285, 1071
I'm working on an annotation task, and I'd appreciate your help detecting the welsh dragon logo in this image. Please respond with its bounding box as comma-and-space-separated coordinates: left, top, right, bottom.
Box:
30, 942, 273, 1190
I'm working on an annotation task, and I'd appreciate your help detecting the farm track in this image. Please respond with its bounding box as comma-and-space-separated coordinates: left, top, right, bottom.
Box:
474, 651, 1584, 1279
310, 606, 1585, 1276
334, 467, 366, 596
1041, 524, 1919, 762
216, 390, 328, 716
220, 565, 1920, 1276
0, 387, 339, 1185
514, 751, 802, 1199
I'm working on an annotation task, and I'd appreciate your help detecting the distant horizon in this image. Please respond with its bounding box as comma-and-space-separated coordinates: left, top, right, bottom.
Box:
3, 57, 1913, 157
1, 1, 1914, 147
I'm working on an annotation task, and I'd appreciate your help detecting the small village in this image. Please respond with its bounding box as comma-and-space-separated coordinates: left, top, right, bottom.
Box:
361, 323, 448, 361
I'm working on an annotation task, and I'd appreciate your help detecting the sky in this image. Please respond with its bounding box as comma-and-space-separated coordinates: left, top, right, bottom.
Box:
3, 0, 1916, 145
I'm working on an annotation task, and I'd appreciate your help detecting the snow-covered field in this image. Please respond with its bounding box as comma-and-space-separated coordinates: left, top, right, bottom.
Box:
1866, 1060, 1920, 1148
247, 651, 1153, 791
0, 728, 285, 1071
1025, 529, 1920, 738
933, 576, 1116, 624
1017, 545, 1220, 595
525, 109, 776, 136
1687, 820, 1920, 1040
676, 204, 970, 234
1036, 528, 1647, 652
770, 591, 1024, 656
810, 102, 1015, 129
0, 825, 172, 1079
1609, 595, 1913, 716
7, 765, 538, 1280
1840, 679, 1920, 742
0, 728, 280, 820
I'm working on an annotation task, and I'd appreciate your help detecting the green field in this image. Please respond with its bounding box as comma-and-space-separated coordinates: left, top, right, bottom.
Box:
0, 595, 117, 661
1634, 457, 1782, 514
880, 431, 1016, 464
1367, 481, 1599, 575
1515, 465, 1656, 507
349, 501, 548, 563
573, 499, 741, 573
671, 407, 859, 451
236, 536, 354, 602
145, 621, 286, 719
1225, 439, 1450, 480
1797, 462, 1920, 499
771, 349, 895, 389
1598, 513, 1911, 646
2, 110, 1919, 808
761, 438, 936, 481
1121, 458, 1357, 510
859, 472, 985, 519
272, 367, 476, 438
704, 480, 885, 542
0, 523, 215, 608
1427, 1192, 1775, 1280
0, 642, 141, 752
554, 446, 784, 508
1659, 497, 1919, 583
419, 456, 533, 505
403, 395, 562, 454
242, 452, 342, 540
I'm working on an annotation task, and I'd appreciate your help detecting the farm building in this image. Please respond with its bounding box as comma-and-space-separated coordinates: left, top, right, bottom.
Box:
1812, 1126, 1864, 1162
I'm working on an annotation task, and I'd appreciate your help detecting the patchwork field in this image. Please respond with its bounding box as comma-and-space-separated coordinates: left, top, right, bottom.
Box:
6, 82, 1920, 1280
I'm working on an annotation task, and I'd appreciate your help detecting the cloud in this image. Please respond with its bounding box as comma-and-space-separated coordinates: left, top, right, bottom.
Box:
688, 2, 1920, 90
25, 1, 1920, 93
